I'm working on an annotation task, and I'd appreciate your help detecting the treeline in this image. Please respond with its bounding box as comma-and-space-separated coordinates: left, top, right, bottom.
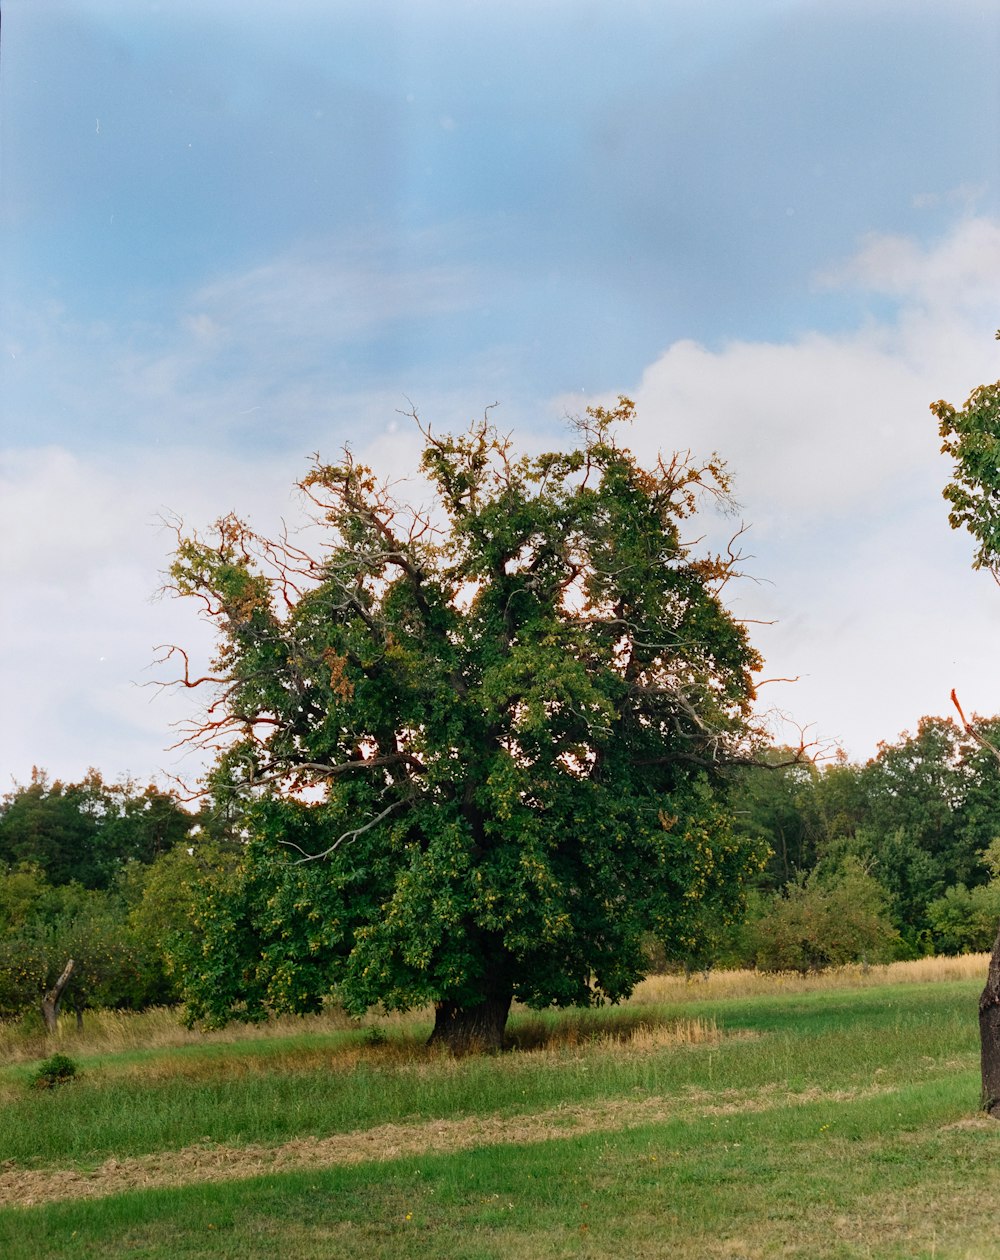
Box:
711, 715, 1000, 972
4, 714, 1000, 1027
0, 769, 237, 1028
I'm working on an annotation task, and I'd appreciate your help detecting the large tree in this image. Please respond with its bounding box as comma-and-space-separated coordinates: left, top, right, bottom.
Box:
166, 400, 766, 1050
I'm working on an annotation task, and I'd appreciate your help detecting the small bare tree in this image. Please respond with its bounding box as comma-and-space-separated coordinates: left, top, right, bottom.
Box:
40, 959, 75, 1036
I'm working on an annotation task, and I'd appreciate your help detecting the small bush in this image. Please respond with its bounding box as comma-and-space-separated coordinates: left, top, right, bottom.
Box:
31, 1052, 79, 1090
751, 858, 900, 973
928, 880, 1000, 954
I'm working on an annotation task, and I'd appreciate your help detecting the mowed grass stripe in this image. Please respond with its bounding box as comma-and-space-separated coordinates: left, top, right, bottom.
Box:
0, 1079, 910, 1208
0, 1075, 995, 1260
0, 963, 989, 1257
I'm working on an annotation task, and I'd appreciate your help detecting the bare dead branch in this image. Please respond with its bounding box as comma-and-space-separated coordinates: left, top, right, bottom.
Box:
280, 796, 411, 863
149, 645, 227, 690
952, 689, 1000, 765
275, 754, 426, 781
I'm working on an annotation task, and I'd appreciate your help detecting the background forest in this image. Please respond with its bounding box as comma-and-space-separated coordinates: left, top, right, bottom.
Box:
4, 712, 999, 1028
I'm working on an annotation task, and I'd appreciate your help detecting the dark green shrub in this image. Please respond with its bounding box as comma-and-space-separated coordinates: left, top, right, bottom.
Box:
31, 1052, 78, 1090
927, 880, 1000, 954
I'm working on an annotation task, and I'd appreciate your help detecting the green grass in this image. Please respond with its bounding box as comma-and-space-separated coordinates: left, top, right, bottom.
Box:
1, 1079, 997, 1259
0, 972, 992, 1257
0, 981, 978, 1168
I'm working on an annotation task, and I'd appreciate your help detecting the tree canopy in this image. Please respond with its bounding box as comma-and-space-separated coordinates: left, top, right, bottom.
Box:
934, 336, 1000, 576
0, 769, 193, 890
727, 717, 1000, 954
0, 771, 206, 1029
167, 400, 768, 1049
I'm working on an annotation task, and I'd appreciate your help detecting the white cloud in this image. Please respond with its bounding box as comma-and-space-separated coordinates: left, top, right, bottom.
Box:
555, 218, 998, 529
633, 332, 937, 521
744, 508, 1000, 757
598, 229, 999, 526
563, 218, 1000, 756
0, 420, 464, 789
0, 442, 309, 788
819, 215, 1000, 311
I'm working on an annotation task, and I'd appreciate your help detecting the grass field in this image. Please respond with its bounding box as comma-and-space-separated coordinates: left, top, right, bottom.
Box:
0, 956, 997, 1258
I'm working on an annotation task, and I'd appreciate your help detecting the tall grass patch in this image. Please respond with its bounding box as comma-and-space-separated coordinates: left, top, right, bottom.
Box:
632, 951, 990, 1005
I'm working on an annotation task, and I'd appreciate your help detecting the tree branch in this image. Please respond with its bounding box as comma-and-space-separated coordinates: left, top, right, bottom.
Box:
952, 689, 1000, 765
279, 796, 411, 863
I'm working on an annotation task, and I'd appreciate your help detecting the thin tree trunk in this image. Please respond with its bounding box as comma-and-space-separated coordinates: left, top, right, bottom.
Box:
40, 959, 75, 1036
950, 696, 1000, 1113
427, 988, 513, 1053
980, 923, 1000, 1114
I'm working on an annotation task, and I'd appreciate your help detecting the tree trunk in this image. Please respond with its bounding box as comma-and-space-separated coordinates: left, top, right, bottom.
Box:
980, 924, 1000, 1115
427, 988, 513, 1054
40, 959, 75, 1036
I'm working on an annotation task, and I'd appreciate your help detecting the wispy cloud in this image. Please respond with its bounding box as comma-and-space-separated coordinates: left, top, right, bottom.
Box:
3, 228, 495, 454
188, 236, 482, 357
818, 215, 1000, 311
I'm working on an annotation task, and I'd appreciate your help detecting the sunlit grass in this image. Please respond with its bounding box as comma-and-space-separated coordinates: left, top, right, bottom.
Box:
0, 975, 980, 1171
0, 955, 989, 1256
0, 1002, 387, 1064
1, 952, 985, 1065
631, 951, 990, 1004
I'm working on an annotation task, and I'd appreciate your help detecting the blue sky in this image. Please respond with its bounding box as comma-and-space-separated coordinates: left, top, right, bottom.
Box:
2, 0, 999, 789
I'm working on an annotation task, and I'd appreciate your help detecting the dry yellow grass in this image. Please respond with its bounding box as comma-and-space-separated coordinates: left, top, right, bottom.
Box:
0, 952, 985, 1065
631, 951, 990, 1005
0, 1004, 395, 1065
507, 1011, 721, 1056
609, 1016, 720, 1051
